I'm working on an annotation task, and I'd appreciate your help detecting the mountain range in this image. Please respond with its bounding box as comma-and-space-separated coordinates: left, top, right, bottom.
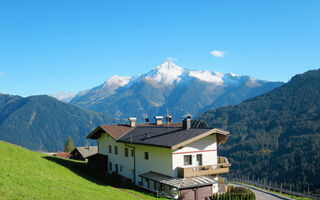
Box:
0, 94, 118, 151
70, 61, 283, 121
200, 69, 320, 194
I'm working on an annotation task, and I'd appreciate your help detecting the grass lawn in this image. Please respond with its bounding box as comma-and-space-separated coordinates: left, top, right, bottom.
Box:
0, 141, 167, 200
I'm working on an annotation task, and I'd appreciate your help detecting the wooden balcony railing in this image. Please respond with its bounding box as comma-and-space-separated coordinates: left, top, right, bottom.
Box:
177, 156, 231, 178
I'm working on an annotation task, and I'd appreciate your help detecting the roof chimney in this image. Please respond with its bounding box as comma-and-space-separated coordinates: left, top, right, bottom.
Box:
145, 117, 150, 124
128, 117, 137, 127
182, 115, 191, 130
154, 116, 163, 125
166, 115, 172, 124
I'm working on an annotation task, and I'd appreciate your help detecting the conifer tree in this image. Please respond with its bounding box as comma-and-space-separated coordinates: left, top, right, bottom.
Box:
64, 136, 75, 152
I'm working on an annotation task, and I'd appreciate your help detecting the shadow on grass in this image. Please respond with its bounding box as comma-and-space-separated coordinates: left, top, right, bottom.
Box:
43, 156, 110, 186
43, 156, 162, 198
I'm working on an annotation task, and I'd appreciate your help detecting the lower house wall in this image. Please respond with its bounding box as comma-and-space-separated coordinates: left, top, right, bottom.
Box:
212, 177, 219, 193
141, 178, 179, 199
179, 183, 218, 200
98, 132, 220, 199
98, 133, 173, 184
134, 144, 172, 185
98, 133, 135, 181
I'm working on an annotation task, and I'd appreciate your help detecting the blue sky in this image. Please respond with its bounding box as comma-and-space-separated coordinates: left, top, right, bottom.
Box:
0, 0, 319, 97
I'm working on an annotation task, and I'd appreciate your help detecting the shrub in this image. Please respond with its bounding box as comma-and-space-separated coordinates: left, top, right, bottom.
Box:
213, 186, 255, 200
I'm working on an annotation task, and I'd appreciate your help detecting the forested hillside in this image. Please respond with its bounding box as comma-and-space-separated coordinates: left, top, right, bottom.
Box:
0, 94, 118, 151
200, 69, 320, 194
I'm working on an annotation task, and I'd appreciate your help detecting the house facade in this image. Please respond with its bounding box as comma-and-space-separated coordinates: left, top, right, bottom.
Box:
87, 116, 230, 200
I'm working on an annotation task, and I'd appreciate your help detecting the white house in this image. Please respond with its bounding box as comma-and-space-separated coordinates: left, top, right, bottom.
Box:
87, 116, 230, 200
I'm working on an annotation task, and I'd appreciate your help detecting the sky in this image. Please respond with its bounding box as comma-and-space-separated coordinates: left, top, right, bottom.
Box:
0, 0, 319, 97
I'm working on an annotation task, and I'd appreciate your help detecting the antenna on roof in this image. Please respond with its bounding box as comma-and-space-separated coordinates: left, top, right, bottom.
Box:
85, 140, 91, 149
166, 108, 172, 130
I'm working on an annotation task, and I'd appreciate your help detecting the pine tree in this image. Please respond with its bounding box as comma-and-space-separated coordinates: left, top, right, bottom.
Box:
64, 136, 75, 152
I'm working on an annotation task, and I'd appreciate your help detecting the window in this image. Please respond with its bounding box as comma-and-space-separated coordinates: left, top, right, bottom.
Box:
114, 146, 118, 155
109, 162, 112, 171
125, 148, 128, 157
120, 165, 123, 172
109, 145, 112, 153
144, 152, 149, 160
115, 164, 118, 173
184, 155, 192, 165
131, 149, 134, 157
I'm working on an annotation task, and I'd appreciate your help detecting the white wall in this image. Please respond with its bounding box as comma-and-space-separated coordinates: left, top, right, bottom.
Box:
98, 133, 135, 181
134, 144, 172, 185
212, 176, 219, 193
98, 133, 173, 184
172, 134, 217, 177
98, 132, 219, 186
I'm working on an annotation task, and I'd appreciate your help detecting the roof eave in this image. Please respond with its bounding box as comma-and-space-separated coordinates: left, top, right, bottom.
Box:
171, 128, 230, 150
117, 140, 172, 149
86, 125, 111, 139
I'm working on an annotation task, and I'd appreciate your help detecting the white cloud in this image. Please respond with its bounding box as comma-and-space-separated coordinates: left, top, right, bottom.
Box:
210, 50, 227, 57
166, 57, 178, 62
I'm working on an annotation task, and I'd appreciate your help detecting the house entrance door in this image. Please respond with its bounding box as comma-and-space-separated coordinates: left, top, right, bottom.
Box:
196, 154, 202, 166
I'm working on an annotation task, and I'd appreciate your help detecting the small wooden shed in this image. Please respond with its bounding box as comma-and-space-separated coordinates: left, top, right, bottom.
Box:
70, 146, 98, 161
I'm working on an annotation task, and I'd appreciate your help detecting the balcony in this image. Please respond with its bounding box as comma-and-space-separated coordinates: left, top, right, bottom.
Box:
177, 156, 231, 178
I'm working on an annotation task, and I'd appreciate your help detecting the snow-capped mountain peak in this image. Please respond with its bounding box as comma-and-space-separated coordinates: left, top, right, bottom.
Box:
103, 75, 132, 88
69, 60, 283, 121
145, 60, 185, 85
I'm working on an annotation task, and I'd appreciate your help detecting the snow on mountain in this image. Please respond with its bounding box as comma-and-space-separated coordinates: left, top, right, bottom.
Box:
188, 70, 224, 84
222, 73, 245, 85
144, 60, 185, 85
70, 60, 272, 103
100, 61, 248, 89
103, 75, 132, 89
140, 60, 247, 86
50, 91, 75, 102
71, 60, 249, 102
246, 76, 262, 87
69, 60, 283, 121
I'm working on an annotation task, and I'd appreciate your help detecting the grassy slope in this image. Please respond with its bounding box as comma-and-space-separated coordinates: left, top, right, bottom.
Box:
0, 141, 165, 200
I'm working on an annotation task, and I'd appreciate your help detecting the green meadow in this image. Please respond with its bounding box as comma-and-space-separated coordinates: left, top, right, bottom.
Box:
0, 141, 166, 200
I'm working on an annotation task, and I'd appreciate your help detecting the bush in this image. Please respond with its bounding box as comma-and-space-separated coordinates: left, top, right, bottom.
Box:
213, 186, 255, 200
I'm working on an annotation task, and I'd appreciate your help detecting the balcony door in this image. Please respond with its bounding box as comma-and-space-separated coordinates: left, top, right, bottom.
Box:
196, 154, 202, 166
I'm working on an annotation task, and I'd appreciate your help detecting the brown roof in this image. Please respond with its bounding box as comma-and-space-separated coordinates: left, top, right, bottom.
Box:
86, 125, 133, 140
87, 123, 182, 140
100, 125, 133, 140
71, 146, 98, 158
55, 152, 70, 159
87, 122, 229, 149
